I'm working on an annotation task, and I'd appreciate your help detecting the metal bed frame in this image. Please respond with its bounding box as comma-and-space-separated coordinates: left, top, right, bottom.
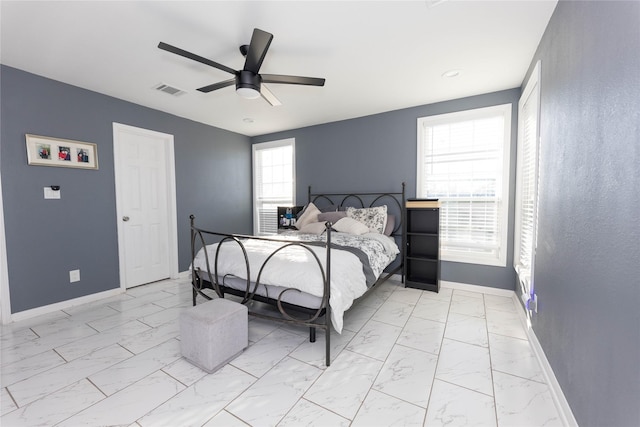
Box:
189, 183, 405, 366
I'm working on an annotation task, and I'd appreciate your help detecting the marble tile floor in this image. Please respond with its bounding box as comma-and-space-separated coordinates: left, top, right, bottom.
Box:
0, 278, 564, 426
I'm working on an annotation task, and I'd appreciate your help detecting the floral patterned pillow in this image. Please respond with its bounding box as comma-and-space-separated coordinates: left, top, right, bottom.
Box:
333, 217, 369, 235
346, 205, 387, 234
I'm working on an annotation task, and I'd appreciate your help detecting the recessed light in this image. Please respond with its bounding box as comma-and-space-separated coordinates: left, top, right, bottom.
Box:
442, 69, 462, 78
243, 118, 254, 123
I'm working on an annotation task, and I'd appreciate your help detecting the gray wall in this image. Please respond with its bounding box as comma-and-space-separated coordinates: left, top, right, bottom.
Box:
525, 1, 640, 426
1, 65, 252, 313
253, 89, 520, 290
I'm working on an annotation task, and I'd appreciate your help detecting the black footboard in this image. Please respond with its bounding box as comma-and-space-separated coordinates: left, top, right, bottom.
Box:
190, 215, 333, 365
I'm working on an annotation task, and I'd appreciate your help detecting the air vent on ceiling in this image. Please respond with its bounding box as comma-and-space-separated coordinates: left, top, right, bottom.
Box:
154, 83, 186, 96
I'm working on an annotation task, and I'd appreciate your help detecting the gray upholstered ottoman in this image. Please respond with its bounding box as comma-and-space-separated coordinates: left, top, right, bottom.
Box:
180, 298, 248, 373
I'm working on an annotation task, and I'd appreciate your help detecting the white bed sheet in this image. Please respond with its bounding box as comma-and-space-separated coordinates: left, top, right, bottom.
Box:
191, 232, 398, 333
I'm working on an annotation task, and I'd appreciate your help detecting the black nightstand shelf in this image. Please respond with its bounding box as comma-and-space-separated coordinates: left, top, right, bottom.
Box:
404, 201, 440, 292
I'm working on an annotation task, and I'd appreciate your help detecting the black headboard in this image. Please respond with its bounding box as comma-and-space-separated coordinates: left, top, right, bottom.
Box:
307, 182, 405, 236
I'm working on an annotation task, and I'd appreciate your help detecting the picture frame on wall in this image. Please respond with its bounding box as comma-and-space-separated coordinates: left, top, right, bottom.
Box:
25, 134, 99, 170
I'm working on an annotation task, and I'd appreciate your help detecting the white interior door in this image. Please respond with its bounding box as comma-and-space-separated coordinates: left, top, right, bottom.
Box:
113, 123, 178, 289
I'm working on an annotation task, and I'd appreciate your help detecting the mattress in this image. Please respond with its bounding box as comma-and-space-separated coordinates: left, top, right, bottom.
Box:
191, 231, 399, 333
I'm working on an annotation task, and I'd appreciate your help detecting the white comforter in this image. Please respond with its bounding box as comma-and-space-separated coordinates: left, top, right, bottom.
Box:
192, 232, 398, 333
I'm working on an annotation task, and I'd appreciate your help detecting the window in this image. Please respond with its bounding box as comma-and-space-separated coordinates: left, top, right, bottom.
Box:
417, 104, 512, 266
514, 61, 541, 308
252, 139, 295, 234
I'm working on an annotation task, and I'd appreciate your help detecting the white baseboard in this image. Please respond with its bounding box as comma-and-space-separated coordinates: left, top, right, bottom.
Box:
441, 280, 515, 298
512, 294, 578, 427
393, 277, 516, 298
6, 274, 194, 325
9, 288, 124, 324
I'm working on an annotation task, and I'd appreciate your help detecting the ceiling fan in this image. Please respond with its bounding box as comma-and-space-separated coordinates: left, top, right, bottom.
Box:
158, 28, 325, 106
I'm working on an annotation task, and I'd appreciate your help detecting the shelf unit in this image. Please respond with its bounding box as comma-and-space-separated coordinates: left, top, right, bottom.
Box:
404, 201, 440, 292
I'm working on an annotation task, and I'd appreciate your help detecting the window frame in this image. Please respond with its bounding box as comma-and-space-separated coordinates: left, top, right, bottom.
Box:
416, 103, 512, 267
514, 61, 541, 308
252, 138, 296, 235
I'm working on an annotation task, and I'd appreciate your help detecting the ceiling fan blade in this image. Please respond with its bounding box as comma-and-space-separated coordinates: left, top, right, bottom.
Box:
197, 78, 236, 93
261, 74, 325, 86
158, 42, 237, 75
260, 84, 282, 107
243, 28, 273, 74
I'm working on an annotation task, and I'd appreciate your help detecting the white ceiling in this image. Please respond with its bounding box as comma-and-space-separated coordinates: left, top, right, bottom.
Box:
0, 1, 557, 137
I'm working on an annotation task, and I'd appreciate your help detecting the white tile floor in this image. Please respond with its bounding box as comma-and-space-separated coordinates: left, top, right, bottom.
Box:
0, 278, 564, 426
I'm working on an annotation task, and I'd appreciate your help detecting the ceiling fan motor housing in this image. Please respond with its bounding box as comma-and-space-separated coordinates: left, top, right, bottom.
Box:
237, 70, 261, 92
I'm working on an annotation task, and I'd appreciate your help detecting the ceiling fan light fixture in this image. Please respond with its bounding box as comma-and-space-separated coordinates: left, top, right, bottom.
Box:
236, 87, 261, 99
236, 70, 262, 99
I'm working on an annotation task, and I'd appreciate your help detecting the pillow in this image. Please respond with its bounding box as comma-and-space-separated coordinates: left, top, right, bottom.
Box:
295, 202, 321, 229
299, 221, 327, 235
383, 214, 396, 236
332, 217, 369, 235
319, 204, 340, 213
346, 205, 387, 234
317, 211, 347, 223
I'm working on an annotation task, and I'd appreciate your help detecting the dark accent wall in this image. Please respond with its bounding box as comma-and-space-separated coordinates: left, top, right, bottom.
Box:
0, 65, 252, 313
524, 1, 640, 426
252, 89, 520, 290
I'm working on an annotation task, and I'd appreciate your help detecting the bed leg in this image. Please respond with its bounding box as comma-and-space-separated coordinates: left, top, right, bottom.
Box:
326, 327, 331, 367
192, 286, 197, 306
309, 327, 316, 343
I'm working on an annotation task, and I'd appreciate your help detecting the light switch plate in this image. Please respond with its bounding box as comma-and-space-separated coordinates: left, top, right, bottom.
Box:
44, 187, 61, 199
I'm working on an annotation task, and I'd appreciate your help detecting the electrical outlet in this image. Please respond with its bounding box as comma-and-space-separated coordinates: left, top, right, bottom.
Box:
69, 269, 80, 283
528, 293, 538, 313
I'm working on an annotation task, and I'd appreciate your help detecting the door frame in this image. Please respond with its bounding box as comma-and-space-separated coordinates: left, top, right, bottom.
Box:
0, 168, 12, 324
113, 123, 179, 290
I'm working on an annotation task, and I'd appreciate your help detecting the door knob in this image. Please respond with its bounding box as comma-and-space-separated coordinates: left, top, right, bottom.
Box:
122, 216, 130, 222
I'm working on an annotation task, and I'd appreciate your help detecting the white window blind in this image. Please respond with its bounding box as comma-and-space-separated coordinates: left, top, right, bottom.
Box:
514, 61, 541, 304
252, 139, 295, 234
417, 104, 512, 266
